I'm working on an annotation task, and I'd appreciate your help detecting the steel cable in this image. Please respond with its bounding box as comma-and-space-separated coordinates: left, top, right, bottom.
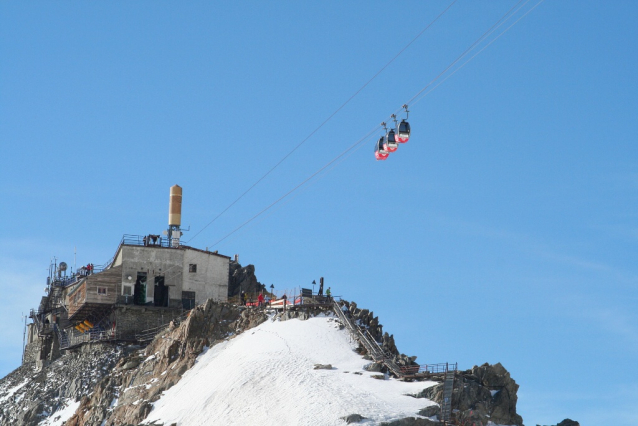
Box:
203, 0, 545, 249
185, 0, 458, 244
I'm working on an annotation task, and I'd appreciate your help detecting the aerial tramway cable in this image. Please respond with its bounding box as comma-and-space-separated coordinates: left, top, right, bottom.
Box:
375, 0, 536, 160
409, 0, 546, 109
201, 0, 545, 248
185, 0, 458, 244
208, 126, 382, 247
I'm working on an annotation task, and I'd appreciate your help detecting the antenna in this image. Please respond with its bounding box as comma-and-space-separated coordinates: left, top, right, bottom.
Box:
21, 313, 27, 363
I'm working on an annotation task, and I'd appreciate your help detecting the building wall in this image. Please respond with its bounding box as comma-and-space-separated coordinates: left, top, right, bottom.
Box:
113, 245, 229, 307
113, 249, 123, 268
182, 249, 229, 305
118, 246, 183, 304
26, 323, 38, 345
112, 305, 183, 340
67, 281, 87, 317
83, 266, 120, 306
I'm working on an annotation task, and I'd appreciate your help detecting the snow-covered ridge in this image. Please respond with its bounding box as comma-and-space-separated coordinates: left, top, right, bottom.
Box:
144, 314, 438, 426
1, 300, 525, 426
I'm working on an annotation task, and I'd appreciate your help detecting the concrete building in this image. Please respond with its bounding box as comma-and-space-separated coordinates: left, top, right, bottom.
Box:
112, 240, 230, 309
25, 185, 233, 367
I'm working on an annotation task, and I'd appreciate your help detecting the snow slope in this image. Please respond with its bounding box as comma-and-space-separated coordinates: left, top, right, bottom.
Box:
144, 314, 437, 426
38, 399, 81, 426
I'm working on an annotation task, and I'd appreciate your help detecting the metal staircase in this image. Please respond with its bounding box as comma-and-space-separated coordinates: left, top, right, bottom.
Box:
440, 363, 457, 424
332, 300, 403, 377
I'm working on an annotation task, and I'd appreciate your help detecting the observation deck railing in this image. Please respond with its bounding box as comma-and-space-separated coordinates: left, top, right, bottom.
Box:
399, 362, 458, 376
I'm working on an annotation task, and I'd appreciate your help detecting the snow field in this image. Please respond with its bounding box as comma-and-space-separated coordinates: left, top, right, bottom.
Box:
38, 399, 81, 426
145, 315, 436, 426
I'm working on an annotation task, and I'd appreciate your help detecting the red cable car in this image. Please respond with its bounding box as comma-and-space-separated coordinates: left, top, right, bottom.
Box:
396, 119, 410, 143
374, 136, 389, 161
383, 129, 399, 152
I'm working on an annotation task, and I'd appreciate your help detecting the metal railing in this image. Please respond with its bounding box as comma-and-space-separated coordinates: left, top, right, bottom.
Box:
51, 276, 79, 288
135, 310, 191, 343
399, 362, 458, 375
121, 234, 171, 248
57, 309, 192, 350
57, 324, 120, 350
89, 234, 176, 274
332, 300, 403, 377
29, 309, 54, 335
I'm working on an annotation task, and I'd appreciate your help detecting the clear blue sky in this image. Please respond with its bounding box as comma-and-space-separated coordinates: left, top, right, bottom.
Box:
1, 1, 637, 424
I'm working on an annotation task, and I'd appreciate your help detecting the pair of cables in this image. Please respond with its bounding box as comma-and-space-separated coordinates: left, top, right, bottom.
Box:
192, 0, 545, 249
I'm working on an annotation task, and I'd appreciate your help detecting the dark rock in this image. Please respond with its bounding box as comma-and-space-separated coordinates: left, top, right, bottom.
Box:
313, 364, 333, 370
414, 363, 523, 426
380, 417, 438, 426
371, 374, 386, 380
418, 405, 440, 418
557, 419, 580, 426
364, 362, 384, 372
228, 263, 264, 297
341, 413, 366, 423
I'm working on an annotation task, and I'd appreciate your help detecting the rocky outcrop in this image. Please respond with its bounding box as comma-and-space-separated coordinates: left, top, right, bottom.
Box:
341, 413, 366, 423
1, 298, 530, 426
557, 419, 580, 426
415, 362, 523, 426
340, 301, 419, 374
65, 300, 267, 426
228, 263, 264, 297
380, 418, 438, 426
0, 343, 127, 426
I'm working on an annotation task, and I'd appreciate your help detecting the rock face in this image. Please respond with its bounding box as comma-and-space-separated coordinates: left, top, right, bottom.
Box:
228, 263, 264, 297
380, 418, 438, 426
416, 362, 523, 426
0, 301, 268, 426
0, 343, 127, 426
341, 413, 366, 424
66, 300, 267, 426
557, 419, 580, 426
0, 299, 529, 426
340, 301, 419, 373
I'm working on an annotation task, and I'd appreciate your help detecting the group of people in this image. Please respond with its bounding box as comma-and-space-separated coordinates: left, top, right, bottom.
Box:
142, 234, 161, 246
77, 263, 94, 277
240, 291, 271, 307
239, 286, 333, 308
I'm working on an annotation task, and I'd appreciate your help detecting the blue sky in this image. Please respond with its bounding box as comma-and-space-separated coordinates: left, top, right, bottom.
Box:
1, 1, 637, 424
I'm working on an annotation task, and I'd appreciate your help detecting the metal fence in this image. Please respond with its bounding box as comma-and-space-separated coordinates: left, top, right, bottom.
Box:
332, 300, 404, 377
29, 309, 54, 335
399, 362, 458, 375
56, 324, 119, 350
135, 310, 191, 343
56, 310, 191, 350
121, 234, 171, 248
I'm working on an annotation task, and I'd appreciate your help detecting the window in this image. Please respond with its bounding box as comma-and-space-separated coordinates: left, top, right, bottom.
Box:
97, 287, 107, 296
182, 291, 196, 310
123, 286, 132, 296
189, 264, 197, 273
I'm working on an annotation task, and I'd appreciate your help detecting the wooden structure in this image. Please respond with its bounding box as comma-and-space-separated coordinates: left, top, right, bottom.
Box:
67, 266, 122, 323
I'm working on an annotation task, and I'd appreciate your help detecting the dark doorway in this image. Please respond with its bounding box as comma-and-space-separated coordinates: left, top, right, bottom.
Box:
182, 291, 196, 310
134, 272, 147, 305
154, 276, 169, 307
